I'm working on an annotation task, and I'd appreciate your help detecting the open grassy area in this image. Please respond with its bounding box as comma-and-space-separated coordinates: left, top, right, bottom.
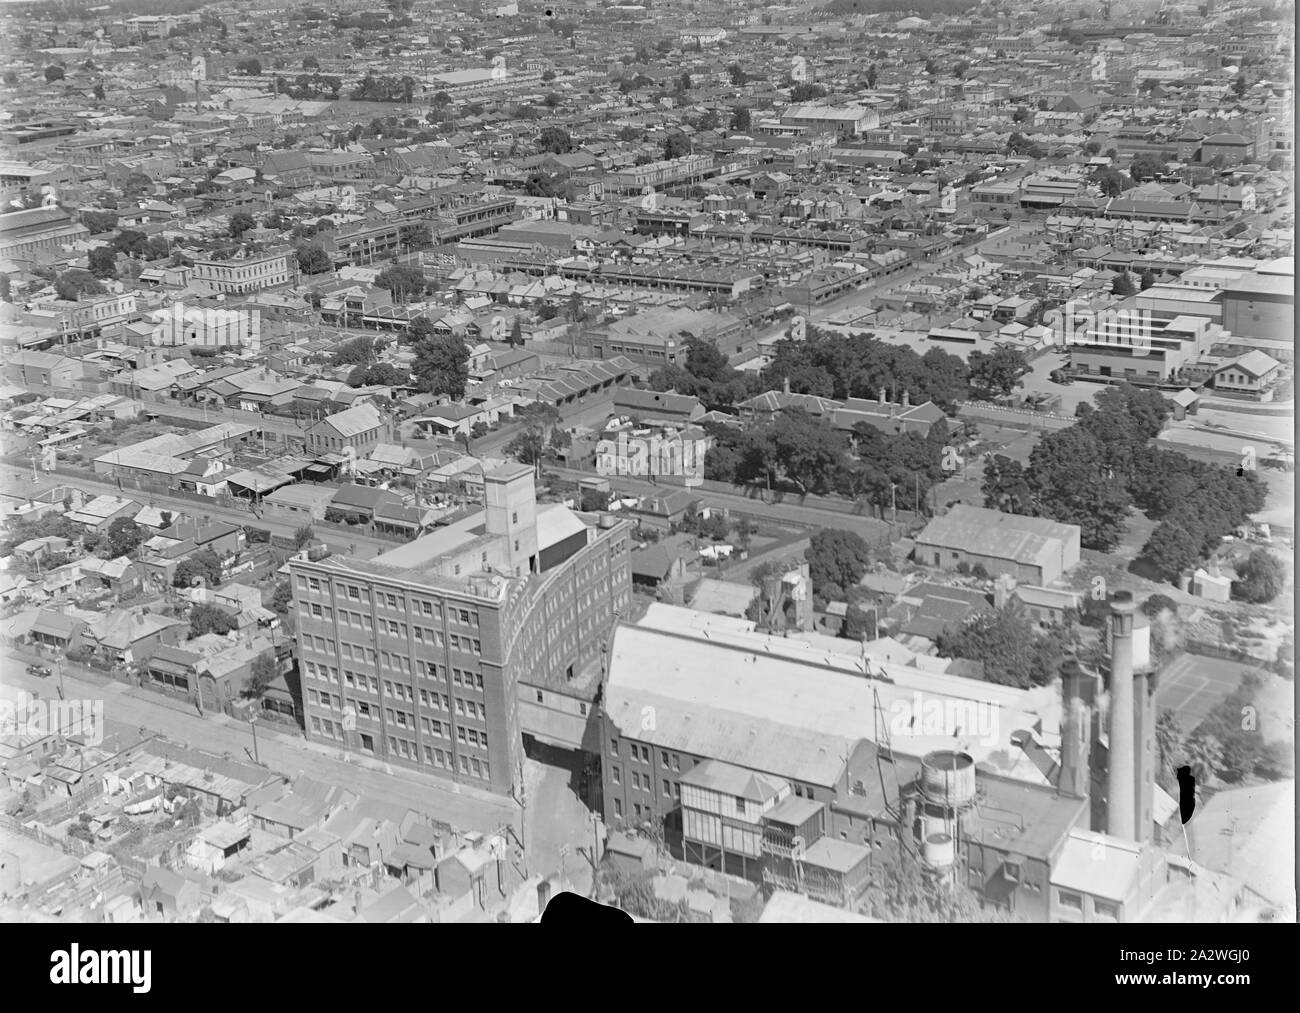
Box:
969, 422, 1045, 465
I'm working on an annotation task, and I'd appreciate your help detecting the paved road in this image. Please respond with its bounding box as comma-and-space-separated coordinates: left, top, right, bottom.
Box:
0, 463, 397, 560
544, 464, 896, 544
2, 647, 520, 835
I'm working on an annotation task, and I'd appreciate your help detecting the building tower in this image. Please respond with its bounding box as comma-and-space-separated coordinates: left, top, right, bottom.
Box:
1105, 591, 1137, 840
1059, 659, 1095, 800
483, 462, 539, 576
1132, 634, 1157, 844
912, 750, 978, 888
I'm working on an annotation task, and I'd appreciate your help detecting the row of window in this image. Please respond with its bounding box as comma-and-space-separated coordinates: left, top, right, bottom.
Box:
383, 736, 491, 780
611, 738, 682, 774
380, 708, 488, 749
309, 714, 493, 779
616, 799, 659, 820
609, 766, 682, 801
303, 640, 484, 687
317, 580, 480, 630
305, 663, 486, 718
1056, 890, 1118, 918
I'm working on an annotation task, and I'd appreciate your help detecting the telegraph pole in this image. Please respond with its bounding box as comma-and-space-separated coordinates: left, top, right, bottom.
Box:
249, 711, 261, 764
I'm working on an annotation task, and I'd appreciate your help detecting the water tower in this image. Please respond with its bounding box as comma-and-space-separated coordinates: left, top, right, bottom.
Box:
911, 750, 978, 884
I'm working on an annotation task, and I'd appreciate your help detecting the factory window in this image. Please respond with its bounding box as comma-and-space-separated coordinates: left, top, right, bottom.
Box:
579, 703, 587, 716
610, 737, 619, 756
612, 765, 620, 784
1094, 900, 1119, 920
614, 799, 623, 819
536, 689, 544, 703
1058, 890, 1083, 911
734, 796, 746, 815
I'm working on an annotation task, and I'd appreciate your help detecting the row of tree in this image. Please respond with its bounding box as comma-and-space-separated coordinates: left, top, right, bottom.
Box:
759, 327, 974, 411
982, 383, 1266, 578
350, 72, 419, 103
703, 408, 952, 519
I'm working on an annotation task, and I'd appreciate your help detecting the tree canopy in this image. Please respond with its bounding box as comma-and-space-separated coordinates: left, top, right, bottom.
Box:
412, 333, 468, 398
1233, 549, 1284, 603
374, 263, 426, 303
761, 327, 969, 411
189, 603, 238, 637
936, 602, 1068, 688
54, 269, 104, 302
806, 529, 874, 602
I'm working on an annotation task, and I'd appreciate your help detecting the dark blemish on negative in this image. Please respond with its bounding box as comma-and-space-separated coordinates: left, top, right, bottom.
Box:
1176, 765, 1196, 824
540, 891, 633, 925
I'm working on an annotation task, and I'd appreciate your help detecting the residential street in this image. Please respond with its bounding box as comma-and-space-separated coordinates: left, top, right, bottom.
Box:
0, 463, 396, 560
2, 648, 519, 835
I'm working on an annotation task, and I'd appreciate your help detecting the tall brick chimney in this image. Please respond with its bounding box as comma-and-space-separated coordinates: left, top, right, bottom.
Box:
1105, 591, 1137, 841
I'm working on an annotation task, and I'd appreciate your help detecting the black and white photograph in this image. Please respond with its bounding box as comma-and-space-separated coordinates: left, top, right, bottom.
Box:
0, 0, 1293, 976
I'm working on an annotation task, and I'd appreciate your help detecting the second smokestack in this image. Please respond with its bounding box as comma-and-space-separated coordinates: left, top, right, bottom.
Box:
1106, 591, 1137, 841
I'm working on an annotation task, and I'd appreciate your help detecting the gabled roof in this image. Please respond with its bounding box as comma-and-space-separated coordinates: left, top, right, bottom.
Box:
915, 505, 1078, 564
316, 402, 384, 440
680, 758, 787, 802
1220, 350, 1280, 377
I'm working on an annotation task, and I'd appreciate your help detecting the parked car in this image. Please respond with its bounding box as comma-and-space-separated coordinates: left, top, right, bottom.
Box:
26, 664, 52, 678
